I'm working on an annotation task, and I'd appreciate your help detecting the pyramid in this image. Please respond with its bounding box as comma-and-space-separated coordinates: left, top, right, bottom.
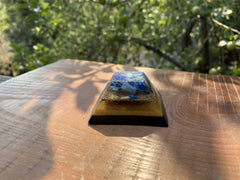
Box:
89, 72, 168, 127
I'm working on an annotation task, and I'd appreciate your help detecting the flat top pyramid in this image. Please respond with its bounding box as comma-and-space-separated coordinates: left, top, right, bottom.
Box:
102, 71, 155, 102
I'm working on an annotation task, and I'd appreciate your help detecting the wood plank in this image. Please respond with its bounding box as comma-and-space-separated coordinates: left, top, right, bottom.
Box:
0, 75, 12, 83
0, 59, 240, 179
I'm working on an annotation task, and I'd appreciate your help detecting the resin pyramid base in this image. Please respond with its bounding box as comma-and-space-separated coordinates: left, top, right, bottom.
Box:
89, 88, 168, 127
88, 72, 168, 127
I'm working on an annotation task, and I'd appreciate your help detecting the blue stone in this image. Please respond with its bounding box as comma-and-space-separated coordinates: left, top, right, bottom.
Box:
111, 72, 151, 95
129, 95, 138, 99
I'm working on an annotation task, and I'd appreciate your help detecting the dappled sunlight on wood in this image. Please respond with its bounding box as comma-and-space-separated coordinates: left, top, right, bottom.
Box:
1, 60, 240, 179
17, 96, 41, 115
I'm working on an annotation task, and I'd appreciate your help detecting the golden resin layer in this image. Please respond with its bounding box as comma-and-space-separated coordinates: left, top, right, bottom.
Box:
93, 89, 163, 117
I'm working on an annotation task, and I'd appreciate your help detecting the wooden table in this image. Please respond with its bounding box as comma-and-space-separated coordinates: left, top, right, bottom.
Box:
0, 75, 12, 84
0, 60, 240, 180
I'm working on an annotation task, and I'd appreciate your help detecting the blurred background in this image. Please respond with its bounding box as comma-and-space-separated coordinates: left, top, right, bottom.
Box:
0, 0, 239, 76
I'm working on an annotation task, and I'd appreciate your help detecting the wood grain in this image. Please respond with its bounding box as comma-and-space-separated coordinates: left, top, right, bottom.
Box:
0, 75, 11, 83
0, 59, 240, 180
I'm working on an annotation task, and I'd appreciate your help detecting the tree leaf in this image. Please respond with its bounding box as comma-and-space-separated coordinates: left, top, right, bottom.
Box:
24, 13, 38, 22
233, 68, 240, 76
229, 34, 234, 41
235, 40, 240, 47
218, 40, 227, 47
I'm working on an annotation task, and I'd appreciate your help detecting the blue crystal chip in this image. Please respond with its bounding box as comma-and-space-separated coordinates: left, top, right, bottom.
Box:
110, 72, 152, 97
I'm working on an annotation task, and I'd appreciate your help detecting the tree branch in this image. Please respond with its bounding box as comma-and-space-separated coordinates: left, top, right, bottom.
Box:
193, 24, 215, 58
131, 38, 186, 70
181, 17, 197, 52
212, 18, 240, 35
200, 16, 210, 72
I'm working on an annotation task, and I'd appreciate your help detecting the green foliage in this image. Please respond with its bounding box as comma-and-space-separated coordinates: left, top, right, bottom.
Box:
233, 68, 240, 76
1, 0, 240, 75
